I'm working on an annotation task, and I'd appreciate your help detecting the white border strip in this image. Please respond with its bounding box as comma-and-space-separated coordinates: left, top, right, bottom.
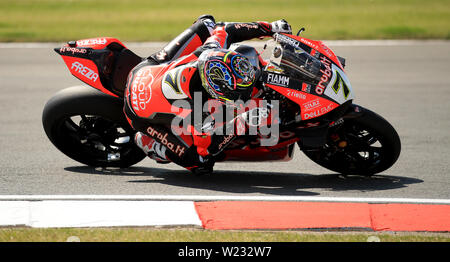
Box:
0, 200, 202, 228
1, 195, 449, 204
0, 40, 448, 49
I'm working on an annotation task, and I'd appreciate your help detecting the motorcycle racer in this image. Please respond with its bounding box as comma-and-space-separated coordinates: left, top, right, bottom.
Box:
124, 15, 292, 175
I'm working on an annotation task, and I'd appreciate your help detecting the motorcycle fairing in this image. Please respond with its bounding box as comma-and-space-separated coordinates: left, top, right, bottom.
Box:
322, 63, 354, 105
75, 37, 126, 50
263, 34, 354, 121
60, 55, 118, 97
265, 82, 339, 121
125, 54, 198, 121
55, 37, 142, 98
280, 34, 354, 104
221, 143, 295, 162
262, 70, 339, 121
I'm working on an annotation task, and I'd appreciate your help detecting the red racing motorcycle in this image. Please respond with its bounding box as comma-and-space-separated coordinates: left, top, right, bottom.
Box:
43, 30, 401, 176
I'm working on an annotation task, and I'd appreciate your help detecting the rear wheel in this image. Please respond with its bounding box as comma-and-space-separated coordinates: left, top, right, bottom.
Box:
42, 86, 146, 168
302, 105, 401, 176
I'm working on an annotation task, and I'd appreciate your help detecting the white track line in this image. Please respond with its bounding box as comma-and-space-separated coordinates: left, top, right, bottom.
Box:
0, 200, 202, 228
0, 195, 449, 204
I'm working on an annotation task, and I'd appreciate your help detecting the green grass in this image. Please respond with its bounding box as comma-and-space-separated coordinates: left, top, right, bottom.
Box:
0, 0, 449, 42
1, 228, 449, 242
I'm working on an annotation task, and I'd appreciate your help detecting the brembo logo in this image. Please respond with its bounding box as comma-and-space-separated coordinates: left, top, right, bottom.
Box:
71, 62, 98, 82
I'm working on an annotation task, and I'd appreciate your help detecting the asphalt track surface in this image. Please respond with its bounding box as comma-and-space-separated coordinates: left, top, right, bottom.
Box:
0, 40, 449, 201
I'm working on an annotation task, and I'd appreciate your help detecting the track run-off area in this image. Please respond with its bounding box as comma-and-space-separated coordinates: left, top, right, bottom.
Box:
0, 40, 449, 231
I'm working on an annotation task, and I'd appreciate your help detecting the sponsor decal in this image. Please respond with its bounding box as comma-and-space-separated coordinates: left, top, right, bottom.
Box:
130, 68, 153, 112
301, 82, 311, 93
218, 133, 234, 150
302, 98, 321, 112
76, 38, 107, 46
146, 126, 186, 157
303, 103, 335, 120
276, 34, 300, 48
265, 65, 284, 74
71, 61, 98, 82
320, 43, 334, 58
299, 38, 319, 50
234, 23, 259, 30
286, 89, 306, 100
266, 73, 289, 87
315, 56, 332, 95
60, 47, 87, 55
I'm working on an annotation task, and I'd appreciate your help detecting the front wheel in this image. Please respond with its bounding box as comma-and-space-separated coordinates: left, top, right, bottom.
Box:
42, 85, 146, 168
302, 105, 401, 176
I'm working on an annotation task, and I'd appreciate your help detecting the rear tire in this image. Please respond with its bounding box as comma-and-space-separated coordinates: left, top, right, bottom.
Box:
302, 105, 401, 176
42, 85, 146, 168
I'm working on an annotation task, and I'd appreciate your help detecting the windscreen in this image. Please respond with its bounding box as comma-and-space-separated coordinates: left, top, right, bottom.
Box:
264, 36, 321, 82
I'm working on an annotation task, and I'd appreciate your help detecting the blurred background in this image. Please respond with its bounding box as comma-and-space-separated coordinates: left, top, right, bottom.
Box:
1, 0, 449, 42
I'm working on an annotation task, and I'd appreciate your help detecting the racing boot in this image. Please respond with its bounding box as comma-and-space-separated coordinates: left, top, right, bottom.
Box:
134, 132, 170, 164
185, 157, 215, 176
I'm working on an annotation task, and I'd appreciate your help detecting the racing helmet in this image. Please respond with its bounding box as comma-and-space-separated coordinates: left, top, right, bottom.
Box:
198, 49, 257, 104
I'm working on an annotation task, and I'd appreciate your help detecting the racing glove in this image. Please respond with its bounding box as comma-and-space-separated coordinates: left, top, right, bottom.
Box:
270, 19, 292, 34
195, 14, 216, 24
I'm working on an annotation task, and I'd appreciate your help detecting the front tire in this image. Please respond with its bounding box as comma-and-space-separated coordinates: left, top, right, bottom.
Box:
42, 85, 146, 168
302, 105, 401, 176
